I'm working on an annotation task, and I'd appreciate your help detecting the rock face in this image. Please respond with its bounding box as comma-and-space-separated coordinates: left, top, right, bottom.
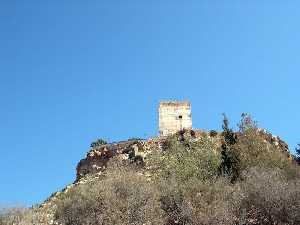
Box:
257, 128, 289, 152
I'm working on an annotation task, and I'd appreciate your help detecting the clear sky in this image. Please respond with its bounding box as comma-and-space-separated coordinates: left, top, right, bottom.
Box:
0, 1, 299, 206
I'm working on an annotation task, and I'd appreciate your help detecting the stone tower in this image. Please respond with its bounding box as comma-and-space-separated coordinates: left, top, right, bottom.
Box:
159, 101, 192, 136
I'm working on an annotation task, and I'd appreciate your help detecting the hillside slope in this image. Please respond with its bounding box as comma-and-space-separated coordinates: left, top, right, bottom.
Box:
1, 117, 299, 225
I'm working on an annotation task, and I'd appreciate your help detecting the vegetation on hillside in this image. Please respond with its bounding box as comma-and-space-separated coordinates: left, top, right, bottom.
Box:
1, 114, 299, 225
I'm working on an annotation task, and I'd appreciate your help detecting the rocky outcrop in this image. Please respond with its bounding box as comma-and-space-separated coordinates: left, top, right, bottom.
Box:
256, 128, 289, 152
76, 138, 165, 181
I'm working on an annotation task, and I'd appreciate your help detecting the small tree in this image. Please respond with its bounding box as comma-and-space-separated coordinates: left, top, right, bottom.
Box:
238, 113, 257, 132
296, 144, 300, 164
219, 114, 240, 182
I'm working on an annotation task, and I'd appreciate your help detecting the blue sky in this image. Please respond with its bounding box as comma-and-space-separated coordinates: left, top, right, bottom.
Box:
0, 1, 299, 206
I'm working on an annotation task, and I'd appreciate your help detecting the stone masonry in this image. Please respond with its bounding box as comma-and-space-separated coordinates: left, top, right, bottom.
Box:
159, 101, 192, 136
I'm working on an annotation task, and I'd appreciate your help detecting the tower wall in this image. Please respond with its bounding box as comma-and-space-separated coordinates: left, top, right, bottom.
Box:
159, 101, 192, 136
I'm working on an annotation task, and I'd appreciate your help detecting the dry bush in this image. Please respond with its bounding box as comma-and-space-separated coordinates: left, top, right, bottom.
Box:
0, 208, 28, 225
54, 160, 164, 225
233, 167, 300, 225
0, 207, 48, 225
158, 177, 193, 225
160, 177, 238, 225
167, 166, 300, 225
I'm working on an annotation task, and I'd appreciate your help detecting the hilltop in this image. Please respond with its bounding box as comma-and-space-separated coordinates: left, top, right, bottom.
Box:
1, 115, 299, 225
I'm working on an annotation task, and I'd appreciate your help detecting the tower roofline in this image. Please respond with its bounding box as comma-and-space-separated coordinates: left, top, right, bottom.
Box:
159, 101, 191, 107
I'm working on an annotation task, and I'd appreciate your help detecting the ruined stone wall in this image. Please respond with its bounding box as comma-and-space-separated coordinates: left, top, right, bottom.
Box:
159, 101, 192, 136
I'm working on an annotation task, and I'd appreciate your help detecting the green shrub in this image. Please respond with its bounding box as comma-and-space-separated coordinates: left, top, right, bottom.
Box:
90, 138, 107, 148
209, 130, 218, 137
147, 134, 221, 183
